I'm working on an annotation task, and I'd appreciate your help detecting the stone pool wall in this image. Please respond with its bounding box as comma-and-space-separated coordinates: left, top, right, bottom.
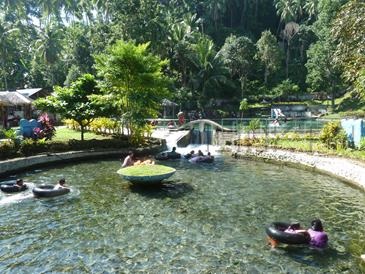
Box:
0, 143, 165, 178
230, 146, 365, 191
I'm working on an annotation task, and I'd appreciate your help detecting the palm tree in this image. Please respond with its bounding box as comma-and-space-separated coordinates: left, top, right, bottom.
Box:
34, 21, 63, 85
205, 0, 227, 30
0, 20, 19, 89
188, 37, 229, 103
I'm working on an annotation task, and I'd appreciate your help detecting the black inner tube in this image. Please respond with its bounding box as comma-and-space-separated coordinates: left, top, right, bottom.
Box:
32, 184, 70, 198
0, 183, 28, 193
266, 222, 310, 245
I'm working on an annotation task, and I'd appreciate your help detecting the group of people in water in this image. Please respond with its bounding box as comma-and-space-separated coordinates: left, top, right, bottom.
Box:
121, 147, 215, 167
1, 178, 69, 193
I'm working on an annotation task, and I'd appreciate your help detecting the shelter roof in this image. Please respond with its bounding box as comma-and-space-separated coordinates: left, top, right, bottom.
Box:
0, 93, 13, 106
0, 91, 32, 105
162, 98, 178, 107
16, 88, 43, 97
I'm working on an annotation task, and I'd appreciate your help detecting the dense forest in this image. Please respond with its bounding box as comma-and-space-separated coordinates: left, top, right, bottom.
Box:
0, 0, 364, 111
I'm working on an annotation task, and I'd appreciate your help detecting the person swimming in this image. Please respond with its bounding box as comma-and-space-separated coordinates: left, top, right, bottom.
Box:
269, 219, 328, 248
306, 219, 328, 248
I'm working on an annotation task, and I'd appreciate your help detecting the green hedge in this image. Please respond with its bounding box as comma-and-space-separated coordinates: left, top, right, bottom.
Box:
0, 136, 144, 160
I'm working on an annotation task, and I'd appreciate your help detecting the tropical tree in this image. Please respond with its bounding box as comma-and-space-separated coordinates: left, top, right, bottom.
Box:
220, 34, 256, 99
271, 79, 300, 100
34, 74, 107, 140
33, 21, 64, 86
332, 0, 365, 84
306, 39, 342, 108
62, 23, 94, 85
0, 19, 18, 89
94, 40, 171, 143
256, 30, 283, 85
281, 21, 299, 78
188, 37, 230, 105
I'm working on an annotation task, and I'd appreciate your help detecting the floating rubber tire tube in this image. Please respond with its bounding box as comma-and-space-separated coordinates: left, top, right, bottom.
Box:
265, 222, 310, 245
155, 153, 181, 160
0, 183, 28, 193
189, 156, 214, 163
32, 185, 70, 198
155, 153, 169, 160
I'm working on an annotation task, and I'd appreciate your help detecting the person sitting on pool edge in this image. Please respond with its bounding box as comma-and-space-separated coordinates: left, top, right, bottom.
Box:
121, 151, 135, 168
54, 178, 68, 189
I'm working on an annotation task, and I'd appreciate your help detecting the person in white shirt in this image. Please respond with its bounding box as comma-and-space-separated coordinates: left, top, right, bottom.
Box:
54, 178, 68, 189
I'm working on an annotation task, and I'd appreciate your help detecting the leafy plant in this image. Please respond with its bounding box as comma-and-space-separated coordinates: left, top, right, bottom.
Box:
360, 137, 365, 151
319, 121, 348, 149
33, 113, 56, 140
245, 118, 261, 138
0, 140, 17, 159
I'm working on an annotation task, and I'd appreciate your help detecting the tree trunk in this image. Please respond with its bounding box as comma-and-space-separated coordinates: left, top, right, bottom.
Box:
264, 66, 269, 85
80, 124, 84, 141
240, 76, 246, 100
331, 80, 335, 109
286, 40, 290, 78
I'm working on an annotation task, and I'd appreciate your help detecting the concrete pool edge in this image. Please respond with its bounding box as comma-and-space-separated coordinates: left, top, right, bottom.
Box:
229, 146, 365, 191
0, 143, 165, 178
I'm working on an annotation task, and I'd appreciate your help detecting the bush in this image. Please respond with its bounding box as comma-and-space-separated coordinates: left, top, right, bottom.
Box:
68, 138, 129, 150
33, 113, 56, 140
0, 140, 18, 159
90, 118, 121, 134
319, 121, 348, 149
234, 138, 254, 146
19, 139, 48, 156
48, 142, 71, 152
360, 137, 365, 151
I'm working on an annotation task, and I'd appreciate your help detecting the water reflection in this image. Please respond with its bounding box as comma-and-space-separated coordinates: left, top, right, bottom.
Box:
129, 181, 194, 199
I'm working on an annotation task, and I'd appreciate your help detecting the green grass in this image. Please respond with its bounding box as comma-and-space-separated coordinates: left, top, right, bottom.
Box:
117, 165, 175, 176
53, 127, 112, 142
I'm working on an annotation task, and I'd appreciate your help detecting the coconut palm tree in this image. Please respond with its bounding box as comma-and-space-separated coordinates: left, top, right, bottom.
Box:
188, 37, 230, 103
33, 21, 63, 85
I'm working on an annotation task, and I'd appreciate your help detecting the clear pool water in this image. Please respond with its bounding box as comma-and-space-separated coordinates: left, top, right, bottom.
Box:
1, 156, 365, 273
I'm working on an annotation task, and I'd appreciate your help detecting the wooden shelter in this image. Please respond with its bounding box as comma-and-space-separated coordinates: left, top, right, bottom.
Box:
0, 91, 33, 128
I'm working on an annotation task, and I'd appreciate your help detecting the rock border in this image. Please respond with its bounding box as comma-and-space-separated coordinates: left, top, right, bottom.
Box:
230, 146, 365, 191
0, 143, 165, 178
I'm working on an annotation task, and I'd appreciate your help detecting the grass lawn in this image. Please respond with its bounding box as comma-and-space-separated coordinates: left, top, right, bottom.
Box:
53, 127, 112, 142
117, 164, 175, 176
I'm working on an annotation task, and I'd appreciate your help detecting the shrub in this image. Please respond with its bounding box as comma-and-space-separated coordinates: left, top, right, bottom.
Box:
90, 117, 121, 134
48, 142, 70, 152
360, 137, 365, 151
0, 140, 18, 159
63, 119, 80, 130
19, 139, 48, 156
33, 113, 56, 140
234, 138, 253, 146
319, 121, 348, 149
68, 138, 129, 150
245, 118, 261, 137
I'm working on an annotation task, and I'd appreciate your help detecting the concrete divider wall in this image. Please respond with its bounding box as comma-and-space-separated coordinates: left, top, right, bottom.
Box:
0, 143, 166, 178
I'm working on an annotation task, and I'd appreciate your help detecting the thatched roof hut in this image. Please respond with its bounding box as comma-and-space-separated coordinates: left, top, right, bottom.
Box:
0, 91, 32, 105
